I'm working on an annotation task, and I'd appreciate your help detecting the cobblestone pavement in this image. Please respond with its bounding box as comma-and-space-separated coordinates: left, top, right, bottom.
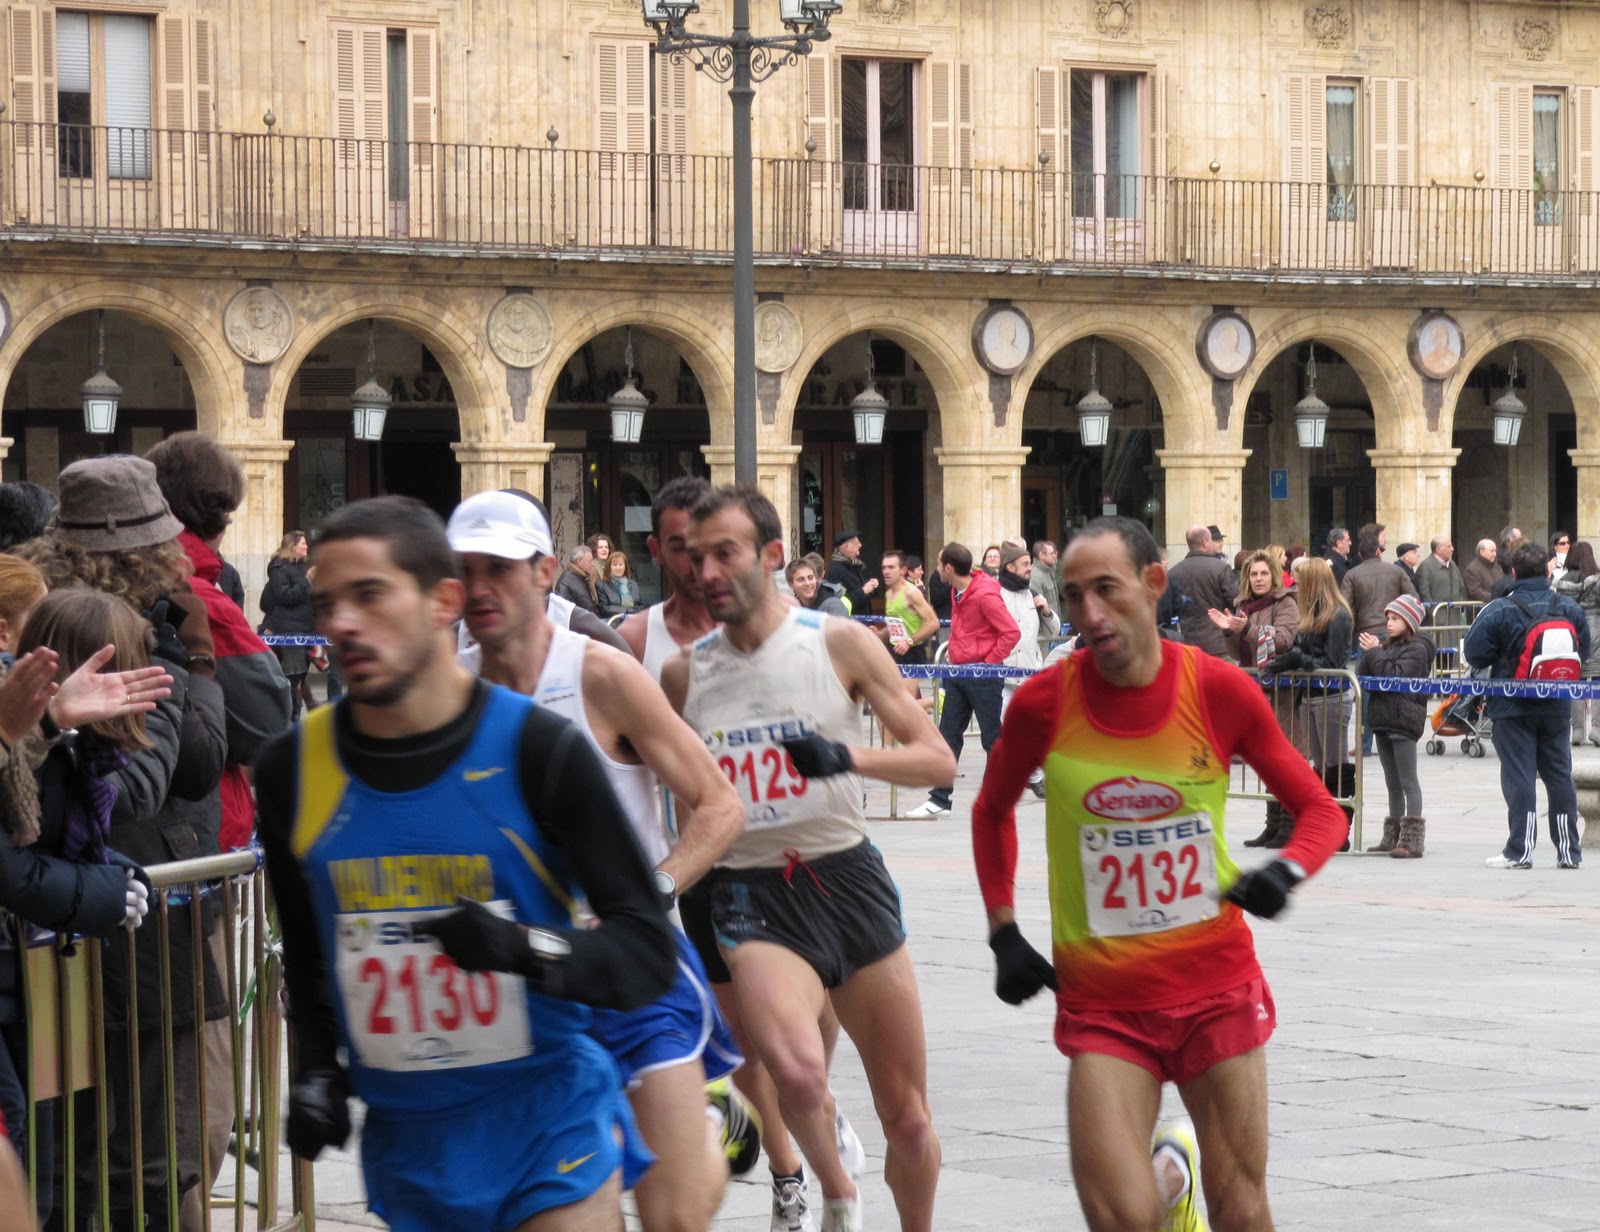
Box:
284, 736, 1600, 1232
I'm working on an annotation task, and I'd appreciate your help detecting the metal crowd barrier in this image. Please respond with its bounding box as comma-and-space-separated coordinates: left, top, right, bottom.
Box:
10, 851, 307, 1232
1424, 601, 1486, 678
1230, 668, 1367, 853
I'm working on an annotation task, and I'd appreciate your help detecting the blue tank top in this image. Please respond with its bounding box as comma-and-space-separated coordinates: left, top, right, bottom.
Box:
291, 686, 592, 1114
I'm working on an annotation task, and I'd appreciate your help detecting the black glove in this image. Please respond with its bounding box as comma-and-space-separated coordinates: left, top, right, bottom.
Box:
1225, 859, 1304, 920
988, 922, 1058, 1005
781, 734, 854, 779
1261, 649, 1303, 676
286, 1067, 351, 1161
414, 898, 569, 993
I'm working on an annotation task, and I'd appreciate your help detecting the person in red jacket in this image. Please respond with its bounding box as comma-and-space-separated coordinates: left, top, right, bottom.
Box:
906, 541, 1020, 818
970, 516, 1346, 1232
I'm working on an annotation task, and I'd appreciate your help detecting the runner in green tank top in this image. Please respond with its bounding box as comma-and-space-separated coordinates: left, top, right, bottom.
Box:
880, 550, 940, 705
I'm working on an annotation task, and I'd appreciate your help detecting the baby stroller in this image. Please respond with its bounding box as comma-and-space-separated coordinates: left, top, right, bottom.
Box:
1425, 670, 1490, 758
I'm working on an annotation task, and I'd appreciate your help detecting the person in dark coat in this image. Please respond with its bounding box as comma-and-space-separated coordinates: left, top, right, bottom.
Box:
1166, 525, 1236, 657
1359, 595, 1434, 857
825, 528, 880, 615
261, 532, 314, 718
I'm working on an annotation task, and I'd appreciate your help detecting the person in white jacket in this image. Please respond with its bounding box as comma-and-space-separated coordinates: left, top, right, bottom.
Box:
996, 542, 1058, 797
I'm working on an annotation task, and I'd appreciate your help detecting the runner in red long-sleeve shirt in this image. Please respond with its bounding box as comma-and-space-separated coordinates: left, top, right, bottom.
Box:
970, 517, 1346, 1232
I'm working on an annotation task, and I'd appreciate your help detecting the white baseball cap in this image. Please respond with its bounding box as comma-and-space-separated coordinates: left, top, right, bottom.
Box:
446, 490, 554, 560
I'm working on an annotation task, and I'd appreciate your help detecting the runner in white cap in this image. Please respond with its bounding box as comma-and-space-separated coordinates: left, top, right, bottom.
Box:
447, 490, 757, 1232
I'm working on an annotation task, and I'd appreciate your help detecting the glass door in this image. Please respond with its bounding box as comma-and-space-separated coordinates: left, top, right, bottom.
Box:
841, 58, 919, 254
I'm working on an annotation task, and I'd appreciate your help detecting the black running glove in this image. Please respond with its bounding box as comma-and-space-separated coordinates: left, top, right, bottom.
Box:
988, 922, 1058, 1005
286, 1067, 351, 1161
781, 734, 855, 779
414, 897, 570, 992
1225, 859, 1305, 920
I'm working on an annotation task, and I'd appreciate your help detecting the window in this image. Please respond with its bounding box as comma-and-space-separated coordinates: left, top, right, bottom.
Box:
842, 58, 916, 213
56, 10, 152, 180
1069, 69, 1141, 220
1534, 90, 1563, 224
1325, 82, 1357, 221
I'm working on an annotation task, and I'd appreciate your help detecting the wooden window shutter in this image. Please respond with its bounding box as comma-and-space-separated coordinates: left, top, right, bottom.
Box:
9, 4, 57, 146
656, 47, 690, 155
805, 52, 834, 183
158, 16, 188, 130
1036, 65, 1061, 193
595, 38, 620, 151
193, 17, 213, 131
929, 60, 951, 181
1492, 82, 1533, 187
1368, 76, 1415, 187
956, 61, 974, 186
622, 41, 648, 152
1577, 85, 1598, 192
1284, 73, 1327, 181
359, 26, 385, 147
594, 38, 649, 153
1146, 70, 1168, 178
407, 27, 436, 166
334, 23, 359, 147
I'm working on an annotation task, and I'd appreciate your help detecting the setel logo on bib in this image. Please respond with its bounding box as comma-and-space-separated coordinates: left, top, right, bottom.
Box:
1079, 777, 1218, 938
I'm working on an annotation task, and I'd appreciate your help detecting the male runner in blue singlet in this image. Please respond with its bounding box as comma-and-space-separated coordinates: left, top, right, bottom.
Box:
256, 496, 675, 1232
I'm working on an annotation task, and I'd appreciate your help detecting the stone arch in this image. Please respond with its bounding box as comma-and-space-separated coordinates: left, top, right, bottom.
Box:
1012, 306, 1213, 452
771, 300, 982, 446
532, 294, 732, 445
266, 288, 498, 442
1442, 313, 1600, 447
0, 280, 233, 435
1237, 311, 1415, 451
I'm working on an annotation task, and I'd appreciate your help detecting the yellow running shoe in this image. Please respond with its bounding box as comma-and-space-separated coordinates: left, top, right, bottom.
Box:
1152, 1120, 1209, 1232
707, 1078, 763, 1177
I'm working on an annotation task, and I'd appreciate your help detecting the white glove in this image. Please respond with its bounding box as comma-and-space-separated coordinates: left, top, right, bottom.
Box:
124, 868, 150, 931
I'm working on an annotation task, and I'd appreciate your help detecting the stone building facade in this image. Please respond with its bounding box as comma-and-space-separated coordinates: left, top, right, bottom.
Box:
1, 0, 1596, 609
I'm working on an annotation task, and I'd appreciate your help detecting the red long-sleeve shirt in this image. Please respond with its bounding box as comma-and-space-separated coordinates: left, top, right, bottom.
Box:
971, 641, 1348, 1010
946, 571, 1021, 665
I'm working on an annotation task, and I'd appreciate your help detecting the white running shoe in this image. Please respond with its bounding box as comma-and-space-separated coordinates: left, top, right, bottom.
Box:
905, 800, 951, 818
820, 1196, 862, 1232
771, 1171, 813, 1232
1485, 853, 1533, 869
834, 1104, 865, 1181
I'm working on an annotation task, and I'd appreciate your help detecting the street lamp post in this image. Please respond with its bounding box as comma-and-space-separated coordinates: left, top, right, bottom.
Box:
642, 0, 837, 484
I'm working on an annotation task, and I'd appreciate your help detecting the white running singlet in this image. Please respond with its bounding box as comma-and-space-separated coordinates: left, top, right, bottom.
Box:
532, 627, 671, 867
682, 607, 867, 869
640, 603, 678, 683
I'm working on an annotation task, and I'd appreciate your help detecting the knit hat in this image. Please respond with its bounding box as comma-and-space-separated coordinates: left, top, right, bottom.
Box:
53, 456, 184, 552
999, 541, 1029, 569
1385, 594, 1425, 634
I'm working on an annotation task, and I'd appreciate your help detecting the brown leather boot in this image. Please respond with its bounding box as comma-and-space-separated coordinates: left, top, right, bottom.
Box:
1368, 816, 1401, 853
1244, 800, 1286, 848
1391, 817, 1425, 858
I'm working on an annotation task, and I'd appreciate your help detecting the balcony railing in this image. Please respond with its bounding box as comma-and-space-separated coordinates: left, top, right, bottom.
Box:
5, 120, 1600, 283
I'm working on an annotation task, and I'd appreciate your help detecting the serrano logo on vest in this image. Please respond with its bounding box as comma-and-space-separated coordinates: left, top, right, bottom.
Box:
1083, 777, 1182, 822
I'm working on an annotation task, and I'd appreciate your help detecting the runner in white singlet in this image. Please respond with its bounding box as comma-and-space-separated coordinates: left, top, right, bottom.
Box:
447, 490, 751, 1232
663, 484, 956, 1232
619, 476, 863, 1232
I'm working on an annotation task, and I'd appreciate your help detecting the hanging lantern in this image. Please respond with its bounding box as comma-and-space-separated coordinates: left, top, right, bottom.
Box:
642, 0, 699, 23
80, 310, 121, 436
1491, 351, 1526, 447
1075, 338, 1113, 448
351, 319, 391, 442
609, 327, 650, 444
850, 337, 888, 445
1294, 348, 1329, 449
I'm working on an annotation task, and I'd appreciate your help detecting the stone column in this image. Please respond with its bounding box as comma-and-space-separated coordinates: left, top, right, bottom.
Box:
1368, 448, 1461, 549
932, 447, 1031, 552
701, 444, 804, 550
1154, 448, 1251, 559
452, 442, 555, 499
0, 437, 12, 471
1570, 450, 1600, 540
217, 438, 294, 626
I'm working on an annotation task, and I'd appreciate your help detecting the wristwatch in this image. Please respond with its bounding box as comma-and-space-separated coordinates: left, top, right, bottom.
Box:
653, 868, 678, 909
525, 927, 572, 962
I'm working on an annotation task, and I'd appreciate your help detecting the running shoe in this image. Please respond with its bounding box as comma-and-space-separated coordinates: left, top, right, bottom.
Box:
1027, 771, 1046, 800
905, 800, 951, 818
820, 1196, 862, 1232
834, 1103, 865, 1181
1152, 1121, 1209, 1232
771, 1171, 812, 1232
708, 1078, 763, 1176
1485, 854, 1533, 869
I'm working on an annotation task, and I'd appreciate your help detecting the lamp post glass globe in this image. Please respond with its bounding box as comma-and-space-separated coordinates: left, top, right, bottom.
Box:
781, 0, 843, 21
642, 0, 699, 21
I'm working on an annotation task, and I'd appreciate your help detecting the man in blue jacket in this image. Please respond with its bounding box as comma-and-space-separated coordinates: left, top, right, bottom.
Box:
1464, 541, 1590, 869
